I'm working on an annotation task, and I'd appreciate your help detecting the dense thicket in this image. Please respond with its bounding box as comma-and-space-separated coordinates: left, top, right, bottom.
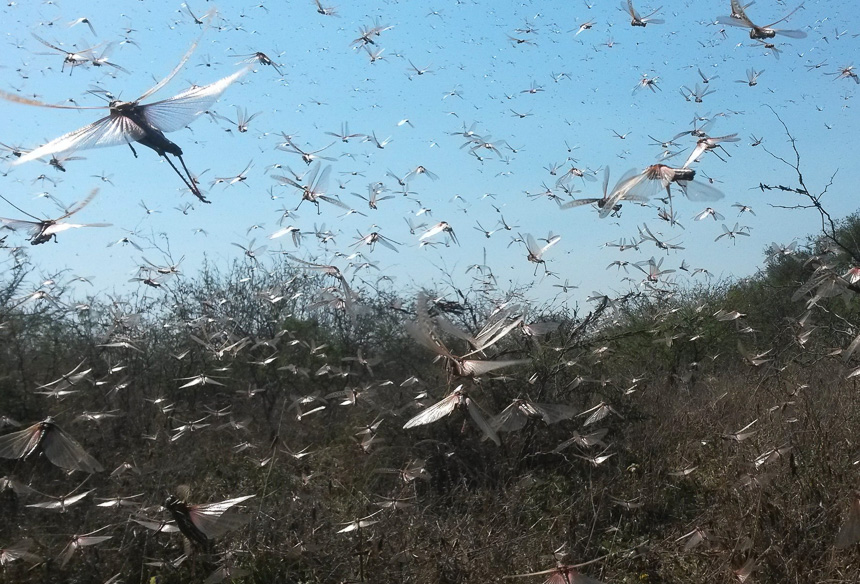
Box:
2, 217, 860, 584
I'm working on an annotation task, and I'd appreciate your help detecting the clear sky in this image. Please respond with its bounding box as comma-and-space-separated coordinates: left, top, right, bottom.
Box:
0, 0, 857, 310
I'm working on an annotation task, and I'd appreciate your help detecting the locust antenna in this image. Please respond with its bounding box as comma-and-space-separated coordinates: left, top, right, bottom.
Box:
0, 193, 41, 220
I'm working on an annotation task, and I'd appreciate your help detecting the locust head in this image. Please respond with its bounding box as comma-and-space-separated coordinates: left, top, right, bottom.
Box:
109, 100, 136, 114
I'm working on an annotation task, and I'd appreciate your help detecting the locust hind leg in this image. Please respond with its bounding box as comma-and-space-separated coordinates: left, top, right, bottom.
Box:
164, 154, 210, 203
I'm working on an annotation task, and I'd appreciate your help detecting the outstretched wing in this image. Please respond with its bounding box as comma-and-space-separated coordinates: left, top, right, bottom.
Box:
599, 168, 645, 218
42, 425, 103, 473
0, 89, 106, 111
466, 398, 500, 445
403, 393, 460, 428
679, 180, 724, 202
530, 401, 578, 425
0, 423, 41, 460
762, 3, 805, 30
0, 218, 43, 237
43, 222, 111, 236
718, 0, 755, 27
490, 402, 529, 433
626, 0, 640, 19
15, 115, 147, 165
135, 9, 215, 102
56, 189, 99, 221
188, 495, 255, 539
141, 67, 249, 133
559, 198, 601, 210
459, 358, 529, 377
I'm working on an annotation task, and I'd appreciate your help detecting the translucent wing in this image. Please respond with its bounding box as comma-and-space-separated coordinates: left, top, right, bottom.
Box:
404, 321, 454, 359
403, 392, 460, 428
525, 233, 542, 257
601, 165, 611, 196
771, 28, 806, 39
567, 428, 610, 449
0, 475, 41, 496
136, 12, 212, 102
142, 68, 249, 133
843, 331, 860, 363
717, 16, 753, 28
678, 180, 724, 202
27, 489, 94, 510
717, 0, 754, 27
189, 495, 255, 539
0, 423, 41, 460
522, 322, 560, 336
44, 222, 111, 236
420, 222, 446, 240
561, 168, 609, 210
541, 235, 561, 256
0, 218, 42, 236
559, 198, 602, 210
42, 425, 103, 473
75, 535, 112, 547
269, 226, 299, 240
375, 235, 400, 252
272, 174, 303, 189
317, 195, 351, 210
600, 169, 646, 218
469, 317, 522, 354
193, 508, 250, 539
489, 402, 529, 433
730, 0, 751, 19
624, 172, 667, 202
836, 496, 860, 548
310, 164, 332, 193
466, 398, 500, 445
434, 313, 478, 347
583, 403, 617, 426
552, 568, 607, 584
0, 89, 106, 110
530, 402, 578, 424
27, 499, 61, 510
761, 3, 804, 29
474, 306, 518, 342
194, 495, 255, 515
0, 539, 41, 565
15, 116, 147, 164
59, 534, 111, 567
625, 0, 639, 18
56, 189, 99, 220
132, 517, 180, 533
676, 527, 705, 548
459, 358, 529, 377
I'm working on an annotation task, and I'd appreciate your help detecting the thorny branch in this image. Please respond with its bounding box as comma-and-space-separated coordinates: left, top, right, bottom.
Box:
761, 105, 856, 265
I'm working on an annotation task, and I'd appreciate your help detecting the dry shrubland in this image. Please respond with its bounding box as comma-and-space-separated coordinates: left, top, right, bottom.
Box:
2, 212, 860, 584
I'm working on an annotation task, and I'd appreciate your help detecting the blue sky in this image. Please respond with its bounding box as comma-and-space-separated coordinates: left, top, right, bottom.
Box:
0, 0, 857, 309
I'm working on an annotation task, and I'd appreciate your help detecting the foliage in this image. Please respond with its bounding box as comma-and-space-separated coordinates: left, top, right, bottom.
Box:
3, 212, 860, 584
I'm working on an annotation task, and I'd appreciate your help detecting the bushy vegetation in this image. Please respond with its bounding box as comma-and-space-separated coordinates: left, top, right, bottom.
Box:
3, 211, 860, 584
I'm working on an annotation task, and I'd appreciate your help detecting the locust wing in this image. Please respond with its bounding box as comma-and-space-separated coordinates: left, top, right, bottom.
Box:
403, 392, 460, 429
15, 115, 148, 164
0, 423, 42, 460
142, 67, 249, 133
42, 424, 103, 473
466, 398, 500, 445
187, 495, 255, 539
